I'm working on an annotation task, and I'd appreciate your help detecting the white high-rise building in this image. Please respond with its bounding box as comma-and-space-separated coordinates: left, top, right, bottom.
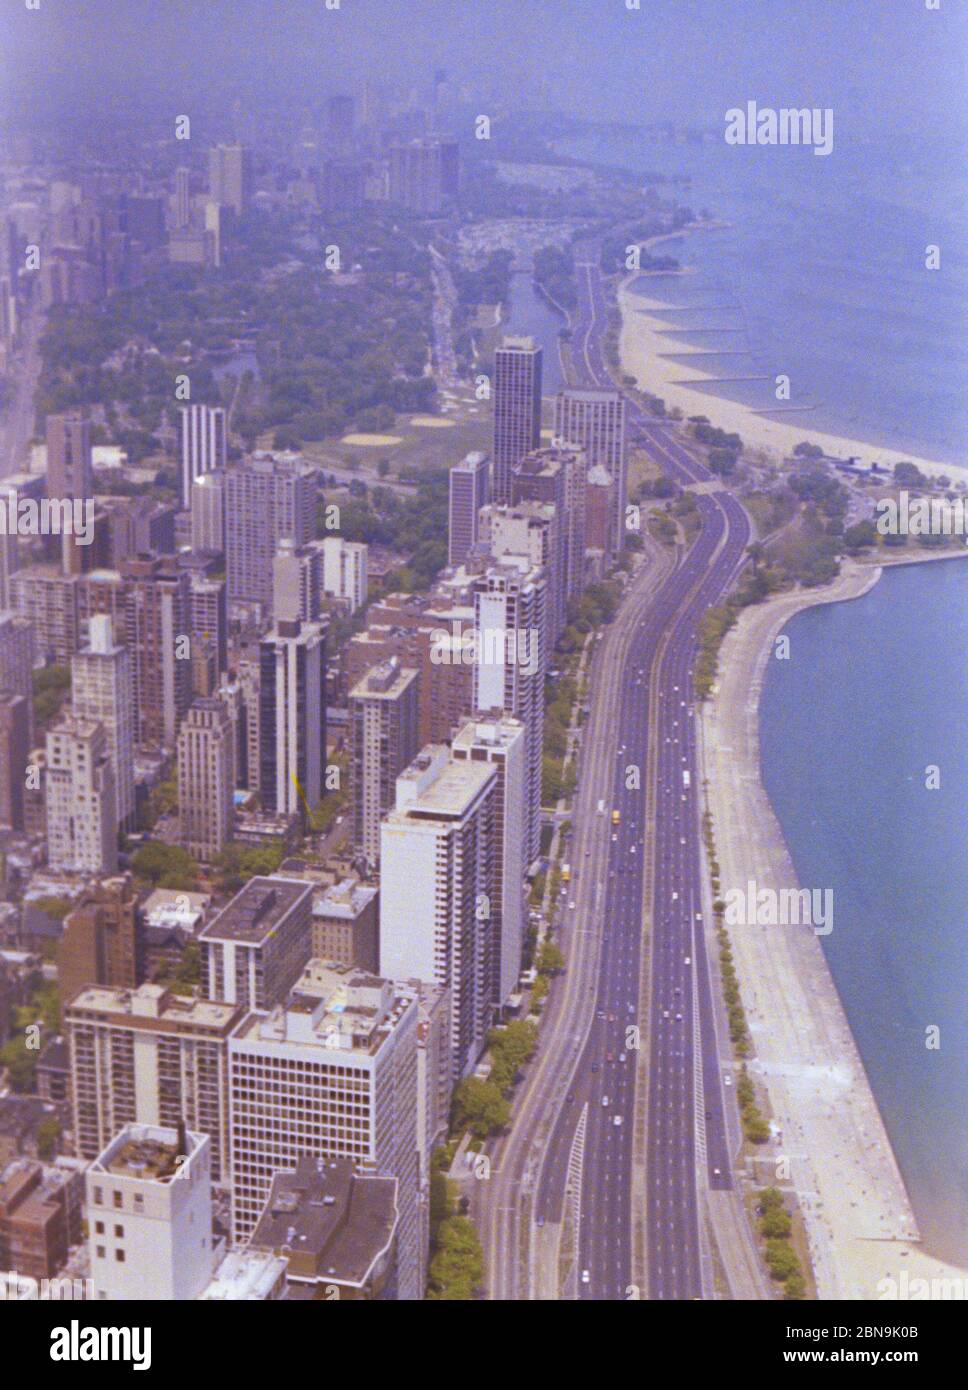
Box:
381, 746, 497, 1079
46, 716, 118, 874
71, 614, 134, 830
472, 557, 547, 866
180, 404, 227, 509
318, 535, 368, 613
190, 470, 225, 553
228, 966, 423, 1298
448, 451, 490, 566
86, 1123, 216, 1301
348, 658, 419, 867
452, 715, 527, 1006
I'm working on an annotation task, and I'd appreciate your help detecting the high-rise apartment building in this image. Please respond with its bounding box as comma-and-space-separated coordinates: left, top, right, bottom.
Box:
492, 337, 542, 504
180, 404, 227, 509
224, 455, 317, 612
0, 691, 29, 830
348, 658, 419, 867
0, 609, 35, 724
228, 965, 423, 1298
58, 874, 141, 1010
45, 412, 92, 502
45, 716, 117, 874
190, 470, 225, 553
208, 143, 253, 216
188, 571, 228, 694
177, 698, 235, 861
388, 138, 453, 215
86, 1123, 215, 1301
554, 387, 627, 554
452, 715, 527, 1006
258, 618, 327, 824
484, 496, 564, 642
472, 557, 547, 865
448, 451, 490, 566
317, 535, 368, 613
200, 876, 312, 1012
66, 983, 240, 1182
71, 614, 134, 829
120, 556, 192, 750
380, 746, 497, 1079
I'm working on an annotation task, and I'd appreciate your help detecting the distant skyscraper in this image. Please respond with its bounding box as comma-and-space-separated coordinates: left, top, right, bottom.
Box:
510, 450, 568, 640
224, 455, 316, 612
120, 556, 192, 749
554, 388, 627, 553
71, 614, 135, 829
388, 138, 452, 214
380, 747, 497, 1079
258, 617, 327, 824
326, 94, 355, 154
45, 716, 118, 874
190, 470, 225, 552
208, 143, 253, 215
46, 412, 92, 502
0, 609, 35, 740
472, 558, 547, 865
178, 698, 235, 861
317, 536, 368, 613
0, 690, 29, 830
188, 572, 228, 694
448, 451, 490, 566
493, 337, 543, 504
180, 404, 227, 508
349, 658, 419, 866
452, 715, 527, 1007
174, 165, 192, 230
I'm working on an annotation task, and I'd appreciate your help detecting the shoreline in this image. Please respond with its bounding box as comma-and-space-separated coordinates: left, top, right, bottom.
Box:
699, 553, 968, 1297
617, 265, 968, 487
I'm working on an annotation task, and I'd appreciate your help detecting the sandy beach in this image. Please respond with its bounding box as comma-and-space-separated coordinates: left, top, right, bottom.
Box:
619, 275, 968, 488
699, 557, 968, 1299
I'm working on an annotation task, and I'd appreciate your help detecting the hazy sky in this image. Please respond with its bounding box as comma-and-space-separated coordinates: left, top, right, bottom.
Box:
2, 0, 965, 139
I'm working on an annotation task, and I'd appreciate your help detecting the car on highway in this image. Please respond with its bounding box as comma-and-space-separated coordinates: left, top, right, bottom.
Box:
619, 1052, 627, 1063
601, 1095, 609, 1107
581, 1269, 590, 1284
591, 1062, 599, 1073
605, 1050, 614, 1062
613, 1115, 622, 1127
662, 1010, 670, 1019
724, 1075, 732, 1087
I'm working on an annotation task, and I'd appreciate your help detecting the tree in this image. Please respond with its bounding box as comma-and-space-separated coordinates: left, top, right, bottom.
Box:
843, 520, 876, 552
765, 1239, 800, 1281
452, 1077, 510, 1138
537, 940, 565, 974
427, 1216, 485, 1300
131, 842, 199, 890
0, 1038, 36, 1092
37, 1116, 62, 1160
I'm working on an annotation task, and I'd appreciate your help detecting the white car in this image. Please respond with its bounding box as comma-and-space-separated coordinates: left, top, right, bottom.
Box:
613, 1114, 622, 1127
581, 1269, 590, 1285
601, 1095, 609, 1107
724, 1075, 732, 1087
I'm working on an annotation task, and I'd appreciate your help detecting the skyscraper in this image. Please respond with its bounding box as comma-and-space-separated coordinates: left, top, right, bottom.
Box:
317, 535, 368, 613
190, 470, 225, 553
120, 556, 192, 750
66, 982, 241, 1182
258, 618, 327, 825
46, 412, 92, 502
452, 715, 527, 1007
0, 691, 29, 830
200, 876, 313, 1012
388, 138, 452, 214
45, 716, 118, 874
208, 143, 253, 215
492, 337, 542, 504
472, 557, 547, 865
349, 657, 419, 867
177, 698, 235, 861
0, 609, 35, 742
553, 387, 627, 553
224, 455, 317, 612
71, 614, 135, 830
380, 746, 497, 1079
180, 404, 227, 509
448, 451, 490, 566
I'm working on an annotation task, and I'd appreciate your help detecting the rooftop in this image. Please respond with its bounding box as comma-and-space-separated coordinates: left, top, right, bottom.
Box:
200, 876, 310, 944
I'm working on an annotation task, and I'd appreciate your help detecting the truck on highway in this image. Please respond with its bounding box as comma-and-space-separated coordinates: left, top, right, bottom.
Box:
611, 809, 621, 826
561, 863, 571, 884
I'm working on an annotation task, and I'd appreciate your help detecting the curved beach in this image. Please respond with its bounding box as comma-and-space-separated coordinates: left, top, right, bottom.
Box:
698, 560, 968, 1298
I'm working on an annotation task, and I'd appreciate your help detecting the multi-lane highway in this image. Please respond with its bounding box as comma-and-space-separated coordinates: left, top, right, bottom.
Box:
494, 238, 752, 1300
